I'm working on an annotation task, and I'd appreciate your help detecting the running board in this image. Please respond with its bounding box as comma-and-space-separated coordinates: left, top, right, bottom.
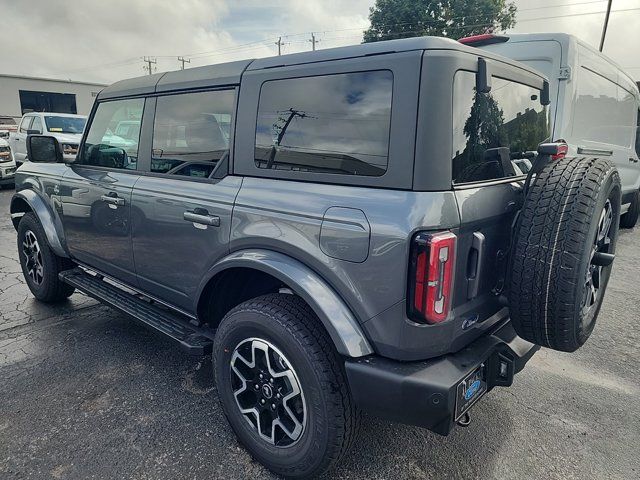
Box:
59, 268, 213, 356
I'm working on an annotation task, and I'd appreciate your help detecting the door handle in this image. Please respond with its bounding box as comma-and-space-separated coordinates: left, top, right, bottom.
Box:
100, 193, 125, 206
183, 209, 220, 227
467, 232, 485, 300
629, 157, 639, 163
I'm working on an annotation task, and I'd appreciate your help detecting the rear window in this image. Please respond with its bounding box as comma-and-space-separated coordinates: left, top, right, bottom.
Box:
452, 71, 550, 184
254, 71, 393, 177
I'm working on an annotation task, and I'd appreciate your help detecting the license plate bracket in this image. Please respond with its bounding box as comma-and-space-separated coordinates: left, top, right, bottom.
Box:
455, 363, 487, 420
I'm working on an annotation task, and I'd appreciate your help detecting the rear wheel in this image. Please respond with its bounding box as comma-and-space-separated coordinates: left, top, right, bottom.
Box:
213, 294, 359, 478
509, 157, 621, 352
17, 213, 75, 302
619, 190, 639, 228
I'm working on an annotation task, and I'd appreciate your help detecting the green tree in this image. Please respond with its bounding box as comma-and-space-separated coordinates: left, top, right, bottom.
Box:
363, 0, 517, 43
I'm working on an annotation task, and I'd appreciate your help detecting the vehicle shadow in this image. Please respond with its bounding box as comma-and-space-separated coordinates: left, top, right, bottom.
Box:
328, 399, 513, 479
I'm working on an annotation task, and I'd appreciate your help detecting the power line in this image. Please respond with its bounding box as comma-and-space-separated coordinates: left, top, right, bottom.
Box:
51, 4, 640, 79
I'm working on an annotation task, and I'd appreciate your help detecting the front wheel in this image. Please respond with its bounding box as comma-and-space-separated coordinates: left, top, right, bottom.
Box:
17, 213, 75, 302
213, 294, 359, 478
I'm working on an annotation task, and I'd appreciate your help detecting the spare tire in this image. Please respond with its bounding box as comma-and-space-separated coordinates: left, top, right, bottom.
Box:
509, 156, 621, 352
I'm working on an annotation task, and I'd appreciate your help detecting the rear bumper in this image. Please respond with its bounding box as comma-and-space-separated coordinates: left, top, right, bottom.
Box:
344, 319, 538, 435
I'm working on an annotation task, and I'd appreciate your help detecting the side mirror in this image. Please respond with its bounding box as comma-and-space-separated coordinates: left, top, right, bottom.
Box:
26, 129, 42, 135
26, 135, 63, 163
476, 57, 492, 93
540, 80, 550, 106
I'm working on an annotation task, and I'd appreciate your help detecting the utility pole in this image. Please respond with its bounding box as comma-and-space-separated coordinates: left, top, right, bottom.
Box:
275, 37, 284, 56
267, 108, 309, 168
178, 56, 191, 70
599, 0, 613, 52
143, 56, 157, 75
309, 33, 320, 51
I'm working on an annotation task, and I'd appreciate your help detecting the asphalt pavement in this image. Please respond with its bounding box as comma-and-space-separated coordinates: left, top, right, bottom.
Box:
0, 186, 638, 479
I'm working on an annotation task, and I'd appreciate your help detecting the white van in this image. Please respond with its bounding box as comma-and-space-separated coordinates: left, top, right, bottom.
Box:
462, 33, 640, 228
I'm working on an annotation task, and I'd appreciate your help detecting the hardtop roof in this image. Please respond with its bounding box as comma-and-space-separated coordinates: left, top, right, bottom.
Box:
97, 36, 547, 100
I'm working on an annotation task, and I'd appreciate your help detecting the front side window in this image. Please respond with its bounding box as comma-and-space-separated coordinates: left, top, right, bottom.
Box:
80, 98, 143, 169
30, 116, 43, 133
255, 71, 393, 176
452, 72, 550, 184
151, 90, 234, 177
44, 116, 86, 134
19, 116, 33, 133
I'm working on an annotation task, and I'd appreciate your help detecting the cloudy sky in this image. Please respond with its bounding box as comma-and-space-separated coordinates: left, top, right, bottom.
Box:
2, 0, 639, 84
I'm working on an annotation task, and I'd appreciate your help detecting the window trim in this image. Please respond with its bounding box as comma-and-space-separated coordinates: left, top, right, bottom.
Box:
253, 69, 394, 178
451, 70, 550, 187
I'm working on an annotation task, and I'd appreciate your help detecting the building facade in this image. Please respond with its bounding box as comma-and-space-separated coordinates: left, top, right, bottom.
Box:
0, 74, 106, 123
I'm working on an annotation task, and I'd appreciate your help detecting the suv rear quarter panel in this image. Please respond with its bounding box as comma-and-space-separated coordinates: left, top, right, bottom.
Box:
230, 178, 459, 325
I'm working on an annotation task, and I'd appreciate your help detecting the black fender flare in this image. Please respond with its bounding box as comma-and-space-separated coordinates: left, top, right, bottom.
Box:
197, 249, 374, 358
10, 189, 69, 258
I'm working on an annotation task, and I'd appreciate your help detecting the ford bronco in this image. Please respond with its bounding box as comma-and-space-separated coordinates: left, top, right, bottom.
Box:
10, 37, 621, 478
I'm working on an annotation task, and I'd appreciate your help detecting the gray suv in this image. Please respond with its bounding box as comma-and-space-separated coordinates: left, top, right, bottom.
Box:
10, 37, 621, 478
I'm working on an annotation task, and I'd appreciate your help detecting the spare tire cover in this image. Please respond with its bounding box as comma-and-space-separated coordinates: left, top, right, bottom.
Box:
509, 156, 621, 352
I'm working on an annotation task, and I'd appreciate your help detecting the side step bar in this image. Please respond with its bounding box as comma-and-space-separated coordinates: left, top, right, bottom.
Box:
59, 268, 213, 356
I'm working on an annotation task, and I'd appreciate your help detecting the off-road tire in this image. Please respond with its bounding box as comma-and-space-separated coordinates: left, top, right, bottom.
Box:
509, 156, 621, 352
619, 190, 639, 228
213, 293, 360, 478
17, 213, 75, 302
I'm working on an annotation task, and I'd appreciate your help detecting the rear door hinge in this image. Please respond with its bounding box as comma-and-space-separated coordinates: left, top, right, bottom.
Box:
558, 66, 571, 80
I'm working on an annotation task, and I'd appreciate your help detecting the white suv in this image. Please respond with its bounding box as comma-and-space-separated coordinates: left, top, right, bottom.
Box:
9, 113, 87, 166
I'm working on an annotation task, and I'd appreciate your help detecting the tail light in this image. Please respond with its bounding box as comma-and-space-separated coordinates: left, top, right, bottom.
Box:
551, 141, 568, 161
408, 231, 457, 324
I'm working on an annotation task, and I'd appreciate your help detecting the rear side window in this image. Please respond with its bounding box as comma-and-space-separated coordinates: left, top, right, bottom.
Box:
452, 71, 550, 184
80, 98, 143, 169
254, 71, 393, 176
572, 67, 636, 148
151, 89, 234, 177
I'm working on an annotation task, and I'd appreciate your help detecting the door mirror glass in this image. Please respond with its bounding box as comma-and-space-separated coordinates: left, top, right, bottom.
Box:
26, 135, 63, 163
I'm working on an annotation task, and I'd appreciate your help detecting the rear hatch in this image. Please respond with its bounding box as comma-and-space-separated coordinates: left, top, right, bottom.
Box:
448, 55, 552, 349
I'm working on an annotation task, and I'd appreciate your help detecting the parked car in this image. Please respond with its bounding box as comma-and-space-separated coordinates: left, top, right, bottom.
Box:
10, 37, 621, 478
9, 112, 87, 166
0, 138, 16, 188
462, 32, 640, 227
0, 117, 18, 140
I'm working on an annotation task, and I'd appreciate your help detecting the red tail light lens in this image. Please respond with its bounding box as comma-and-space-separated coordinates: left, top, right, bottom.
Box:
551, 141, 568, 161
408, 231, 457, 324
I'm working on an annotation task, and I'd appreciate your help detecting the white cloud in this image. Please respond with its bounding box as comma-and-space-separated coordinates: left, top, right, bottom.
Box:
1, 0, 638, 84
